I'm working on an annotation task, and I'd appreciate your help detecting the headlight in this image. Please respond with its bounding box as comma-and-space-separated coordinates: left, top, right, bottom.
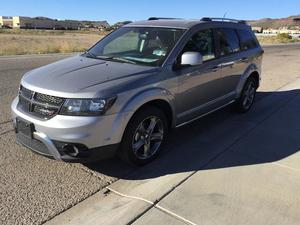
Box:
59, 97, 116, 116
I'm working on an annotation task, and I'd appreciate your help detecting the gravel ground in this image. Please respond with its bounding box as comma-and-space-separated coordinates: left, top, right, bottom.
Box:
0, 54, 129, 225
0, 132, 115, 225
1, 44, 300, 225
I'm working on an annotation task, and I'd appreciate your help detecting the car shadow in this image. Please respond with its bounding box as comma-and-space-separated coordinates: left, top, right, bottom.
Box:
84, 89, 300, 180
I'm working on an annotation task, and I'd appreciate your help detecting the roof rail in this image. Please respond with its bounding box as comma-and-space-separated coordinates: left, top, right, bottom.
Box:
148, 17, 180, 21
201, 17, 246, 24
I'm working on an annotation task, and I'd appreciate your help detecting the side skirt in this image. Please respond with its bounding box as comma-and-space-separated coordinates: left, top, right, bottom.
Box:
175, 100, 235, 128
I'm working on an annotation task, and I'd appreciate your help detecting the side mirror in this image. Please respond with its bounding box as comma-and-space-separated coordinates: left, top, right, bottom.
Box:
181, 51, 203, 66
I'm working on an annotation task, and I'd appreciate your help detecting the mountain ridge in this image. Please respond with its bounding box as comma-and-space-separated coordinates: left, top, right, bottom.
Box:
248, 15, 300, 29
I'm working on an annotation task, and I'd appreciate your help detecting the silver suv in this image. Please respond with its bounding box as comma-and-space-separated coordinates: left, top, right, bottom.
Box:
11, 17, 263, 165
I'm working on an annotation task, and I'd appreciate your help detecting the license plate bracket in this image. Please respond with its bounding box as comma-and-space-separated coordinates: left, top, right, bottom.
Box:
16, 118, 34, 139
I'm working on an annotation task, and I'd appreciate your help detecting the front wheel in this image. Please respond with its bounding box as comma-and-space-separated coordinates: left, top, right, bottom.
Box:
119, 106, 168, 166
235, 77, 257, 113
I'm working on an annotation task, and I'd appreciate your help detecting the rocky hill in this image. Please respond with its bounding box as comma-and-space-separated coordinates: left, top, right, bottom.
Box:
248, 15, 300, 28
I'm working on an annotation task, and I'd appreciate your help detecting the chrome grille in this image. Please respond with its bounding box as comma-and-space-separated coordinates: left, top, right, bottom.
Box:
17, 85, 64, 119
35, 93, 64, 106
18, 95, 31, 111
19, 86, 33, 99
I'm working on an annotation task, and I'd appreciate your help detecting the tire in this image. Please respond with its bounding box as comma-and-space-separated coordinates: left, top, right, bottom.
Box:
235, 77, 257, 113
119, 106, 168, 166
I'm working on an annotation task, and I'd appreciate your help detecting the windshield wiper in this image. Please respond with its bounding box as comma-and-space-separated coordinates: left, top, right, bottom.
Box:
95, 55, 114, 60
85, 53, 136, 64
110, 57, 137, 64
95, 55, 136, 64
84, 52, 112, 60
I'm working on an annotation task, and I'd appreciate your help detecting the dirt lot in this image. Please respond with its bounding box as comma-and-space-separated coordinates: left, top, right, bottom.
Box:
0, 30, 105, 55
1, 44, 300, 224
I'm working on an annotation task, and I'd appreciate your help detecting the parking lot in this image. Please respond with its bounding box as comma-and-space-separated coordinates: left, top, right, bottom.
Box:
1, 44, 300, 225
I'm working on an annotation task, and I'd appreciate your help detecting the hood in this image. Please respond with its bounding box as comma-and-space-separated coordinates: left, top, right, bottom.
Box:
21, 55, 159, 98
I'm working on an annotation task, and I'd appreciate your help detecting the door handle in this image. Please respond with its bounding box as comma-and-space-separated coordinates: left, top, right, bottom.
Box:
211, 65, 221, 72
220, 62, 235, 67
185, 71, 196, 77
238, 57, 249, 63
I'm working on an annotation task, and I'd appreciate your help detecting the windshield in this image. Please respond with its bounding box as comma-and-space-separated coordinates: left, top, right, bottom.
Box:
86, 27, 186, 67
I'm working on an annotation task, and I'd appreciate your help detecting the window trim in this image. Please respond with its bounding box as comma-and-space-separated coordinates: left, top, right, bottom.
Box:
235, 29, 244, 52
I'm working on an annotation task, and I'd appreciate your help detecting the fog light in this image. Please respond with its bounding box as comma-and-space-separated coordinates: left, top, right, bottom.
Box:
62, 144, 79, 157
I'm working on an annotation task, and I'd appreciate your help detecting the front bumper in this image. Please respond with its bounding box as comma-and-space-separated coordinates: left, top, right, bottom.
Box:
11, 97, 130, 162
15, 131, 119, 162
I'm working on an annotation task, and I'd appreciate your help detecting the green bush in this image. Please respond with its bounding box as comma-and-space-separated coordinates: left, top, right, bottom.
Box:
277, 33, 292, 40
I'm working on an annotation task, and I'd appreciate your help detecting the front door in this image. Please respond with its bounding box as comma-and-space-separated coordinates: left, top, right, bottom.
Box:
175, 29, 223, 124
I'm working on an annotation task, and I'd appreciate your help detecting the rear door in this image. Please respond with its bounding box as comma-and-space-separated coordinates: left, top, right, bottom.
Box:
236, 28, 262, 76
215, 28, 246, 96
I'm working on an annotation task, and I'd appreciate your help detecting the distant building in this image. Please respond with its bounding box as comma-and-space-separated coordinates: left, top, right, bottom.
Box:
279, 28, 300, 35
112, 21, 132, 29
262, 29, 279, 34
293, 17, 300, 22
262, 28, 300, 35
0, 16, 13, 28
79, 20, 110, 30
252, 26, 263, 33
1, 16, 110, 30
12, 16, 80, 30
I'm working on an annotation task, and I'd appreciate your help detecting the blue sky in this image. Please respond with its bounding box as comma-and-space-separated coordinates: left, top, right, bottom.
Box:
0, 0, 299, 24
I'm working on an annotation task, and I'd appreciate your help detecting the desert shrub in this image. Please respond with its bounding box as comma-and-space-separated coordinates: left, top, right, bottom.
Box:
0, 33, 103, 55
277, 33, 292, 40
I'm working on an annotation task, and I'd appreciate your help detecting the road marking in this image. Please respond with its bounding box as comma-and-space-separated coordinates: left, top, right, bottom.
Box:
106, 187, 198, 225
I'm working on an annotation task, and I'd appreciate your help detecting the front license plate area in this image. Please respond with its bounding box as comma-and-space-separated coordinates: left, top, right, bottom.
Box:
16, 118, 34, 139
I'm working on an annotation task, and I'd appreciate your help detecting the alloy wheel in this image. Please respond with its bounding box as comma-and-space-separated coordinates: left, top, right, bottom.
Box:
242, 81, 256, 110
132, 116, 164, 160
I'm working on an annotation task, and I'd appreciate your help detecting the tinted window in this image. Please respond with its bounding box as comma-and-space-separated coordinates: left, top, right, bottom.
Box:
237, 29, 258, 51
183, 29, 215, 62
103, 30, 139, 54
216, 28, 240, 56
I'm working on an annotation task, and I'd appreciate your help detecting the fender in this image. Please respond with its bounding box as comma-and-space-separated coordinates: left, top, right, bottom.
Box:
107, 87, 176, 144
235, 63, 260, 99
121, 87, 176, 121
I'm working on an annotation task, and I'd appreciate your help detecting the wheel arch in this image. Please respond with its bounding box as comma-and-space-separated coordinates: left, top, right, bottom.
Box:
248, 71, 260, 88
236, 64, 261, 99
121, 88, 176, 128
110, 88, 175, 145
132, 99, 174, 129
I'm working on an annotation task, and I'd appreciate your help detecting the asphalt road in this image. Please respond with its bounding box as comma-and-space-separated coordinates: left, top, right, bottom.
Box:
1, 44, 300, 225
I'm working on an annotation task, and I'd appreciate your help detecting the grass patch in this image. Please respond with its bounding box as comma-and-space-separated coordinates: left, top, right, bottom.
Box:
257, 33, 300, 44
0, 31, 105, 55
